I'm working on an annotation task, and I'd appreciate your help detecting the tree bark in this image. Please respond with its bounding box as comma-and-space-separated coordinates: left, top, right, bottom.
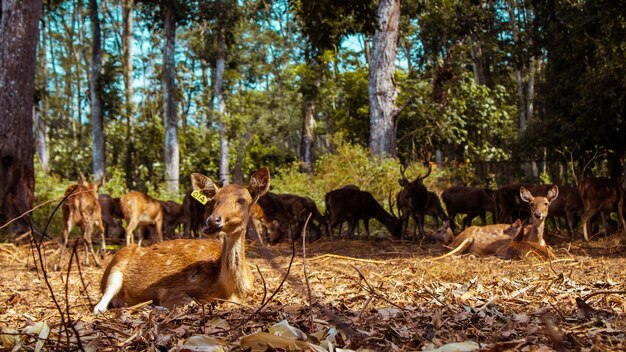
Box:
35, 16, 49, 173
163, 2, 179, 193
299, 98, 315, 174
122, 0, 135, 189
0, 0, 42, 232
89, 0, 105, 182
507, 0, 526, 131
216, 26, 229, 184
34, 102, 49, 173
369, 0, 400, 160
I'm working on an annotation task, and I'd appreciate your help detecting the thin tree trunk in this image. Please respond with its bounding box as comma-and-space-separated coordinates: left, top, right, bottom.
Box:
469, 36, 486, 86
0, 0, 42, 232
299, 98, 315, 174
369, 0, 400, 160
34, 102, 49, 173
36, 16, 50, 173
527, 58, 536, 121
216, 26, 229, 184
163, 2, 179, 193
122, 0, 135, 189
507, 0, 526, 131
363, 34, 371, 67
89, 0, 105, 182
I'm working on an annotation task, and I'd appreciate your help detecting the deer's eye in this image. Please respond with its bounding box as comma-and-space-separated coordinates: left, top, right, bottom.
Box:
237, 198, 246, 206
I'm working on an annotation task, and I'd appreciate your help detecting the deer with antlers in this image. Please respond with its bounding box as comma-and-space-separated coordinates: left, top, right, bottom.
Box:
93, 168, 269, 313
396, 161, 434, 239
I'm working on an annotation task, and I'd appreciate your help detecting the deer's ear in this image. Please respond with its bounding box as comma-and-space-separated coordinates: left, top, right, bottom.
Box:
520, 186, 533, 203
248, 167, 270, 203
191, 173, 219, 198
547, 185, 559, 203
513, 218, 522, 227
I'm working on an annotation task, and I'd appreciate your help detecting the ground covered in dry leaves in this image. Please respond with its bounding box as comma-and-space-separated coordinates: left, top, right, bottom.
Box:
1, 232, 625, 351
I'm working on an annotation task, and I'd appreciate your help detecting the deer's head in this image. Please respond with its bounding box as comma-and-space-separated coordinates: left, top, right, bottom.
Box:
192, 168, 270, 236
520, 185, 559, 222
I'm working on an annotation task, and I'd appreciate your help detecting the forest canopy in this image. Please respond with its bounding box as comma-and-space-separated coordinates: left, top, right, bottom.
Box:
26, 0, 626, 195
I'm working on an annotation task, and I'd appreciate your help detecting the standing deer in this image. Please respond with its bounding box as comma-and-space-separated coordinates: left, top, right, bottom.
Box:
435, 185, 558, 260
93, 167, 269, 313
120, 191, 164, 246
441, 186, 495, 232
396, 162, 432, 239
544, 185, 583, 238
578, 177, 625, 241
182, 188, 214, 238
98, 194, 124, 241
325, 188, 400, 238
57, 176, 105, 270
255, 192, 325, 244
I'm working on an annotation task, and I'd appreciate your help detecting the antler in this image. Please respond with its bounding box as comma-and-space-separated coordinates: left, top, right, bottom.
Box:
388, 190, 399, 219
415, 162, 432, 183
399, 164, 409, 183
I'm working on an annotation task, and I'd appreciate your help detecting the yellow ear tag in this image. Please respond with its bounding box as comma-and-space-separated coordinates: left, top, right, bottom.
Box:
191, 190, 209, 205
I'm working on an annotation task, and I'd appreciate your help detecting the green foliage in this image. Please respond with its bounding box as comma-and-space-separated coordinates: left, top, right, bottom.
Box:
271, 135, 445, 213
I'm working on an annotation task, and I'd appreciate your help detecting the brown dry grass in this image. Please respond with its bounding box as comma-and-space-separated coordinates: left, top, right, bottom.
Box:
1, 232, 625, 351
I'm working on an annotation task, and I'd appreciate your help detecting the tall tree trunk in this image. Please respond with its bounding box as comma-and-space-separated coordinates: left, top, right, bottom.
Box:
34, 102, 49, 173
0, 0, 42, 232
216, 26, 229, 184
507, 0, 526, 131
35, 16, 50, 173
369, 0, 400, 160
299, 51, 318, 175
469, 35, 486, 86
122, 0, 134, 189
163, 2, 179, 193
89, 0, 105, 182
299, 98, 315, 174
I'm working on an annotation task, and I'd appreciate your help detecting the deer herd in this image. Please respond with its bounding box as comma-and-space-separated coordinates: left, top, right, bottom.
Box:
54, 164, 625, 313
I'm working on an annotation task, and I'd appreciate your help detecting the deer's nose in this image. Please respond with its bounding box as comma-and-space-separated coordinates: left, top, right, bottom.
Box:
205, 215, 223, 231
534, 211, 543, 219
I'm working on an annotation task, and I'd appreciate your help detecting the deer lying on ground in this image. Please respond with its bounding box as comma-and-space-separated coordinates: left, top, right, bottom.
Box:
57, 176, 106, 270
442, 186, 495, 232
93, 167, 269, 313
396, 163, 433, 239
325, 188, 400, 238
578, 177, 625, 241
434, 185, 558, 260
120, 191, 164, 246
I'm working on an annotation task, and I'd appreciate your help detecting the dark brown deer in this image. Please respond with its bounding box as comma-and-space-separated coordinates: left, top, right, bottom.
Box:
442, 186, 495, 232
495, 184, 556, 223
93, 167, 269, 313
543, 185, 583, 238
57, 176, 105, 270
182, 189, 214, 238
120, 191, 164, 246
325, 188, 400, 238
396, 162, 432, 238
160, 200, 184, 238
254, 192, 325, 243
578, 177, 625, 241
98, 194, 124, 241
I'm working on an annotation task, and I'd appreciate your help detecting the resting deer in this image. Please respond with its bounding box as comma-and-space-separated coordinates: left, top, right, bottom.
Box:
93, 167, 269, 314
57, 176, 106, 270
434, 185, 558, 260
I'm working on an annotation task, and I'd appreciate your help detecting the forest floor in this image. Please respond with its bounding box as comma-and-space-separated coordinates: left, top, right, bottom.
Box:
1, 231, 625, 351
